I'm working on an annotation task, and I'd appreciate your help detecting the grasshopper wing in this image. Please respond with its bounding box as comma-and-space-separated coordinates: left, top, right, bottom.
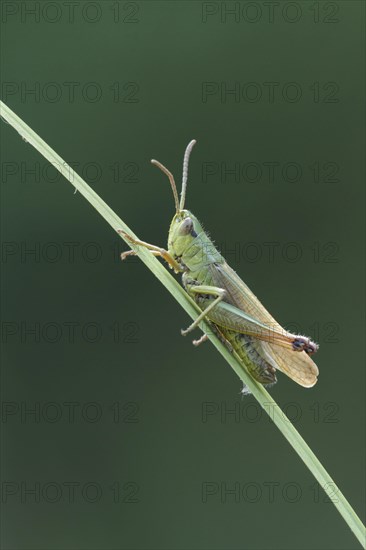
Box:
259, 341, 318, 387
208, 262, 319, 387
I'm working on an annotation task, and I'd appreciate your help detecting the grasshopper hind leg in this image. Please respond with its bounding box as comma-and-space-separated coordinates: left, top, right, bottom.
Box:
207, 324, 234, 353
248, 361, 277, 386
189, 317, 277, 392
231, 332, 278, 387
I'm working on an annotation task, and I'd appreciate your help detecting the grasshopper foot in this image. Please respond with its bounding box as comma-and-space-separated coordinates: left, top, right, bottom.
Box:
241, 384, 252, 397
120, 250, 136, 261
192, 334, 208, 346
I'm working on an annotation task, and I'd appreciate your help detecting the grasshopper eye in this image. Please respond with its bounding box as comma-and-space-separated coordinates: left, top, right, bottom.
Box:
180, 217, 194, 236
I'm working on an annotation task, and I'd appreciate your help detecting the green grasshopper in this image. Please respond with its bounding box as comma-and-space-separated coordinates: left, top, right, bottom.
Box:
120, 140, 319, 391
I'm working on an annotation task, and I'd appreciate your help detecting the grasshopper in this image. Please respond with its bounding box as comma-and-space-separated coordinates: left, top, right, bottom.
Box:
120, 140, 319, 391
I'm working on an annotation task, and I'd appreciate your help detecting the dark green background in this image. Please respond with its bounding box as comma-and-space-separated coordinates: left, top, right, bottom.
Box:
1, 1, 365, 549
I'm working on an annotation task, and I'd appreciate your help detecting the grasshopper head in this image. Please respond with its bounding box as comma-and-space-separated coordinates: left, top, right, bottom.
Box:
167, 209, 203, 258
151, 140, 201, 261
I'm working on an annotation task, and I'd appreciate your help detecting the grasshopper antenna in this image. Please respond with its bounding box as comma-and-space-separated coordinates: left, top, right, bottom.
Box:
151, 158, 180, 214
180, 139, 197, 210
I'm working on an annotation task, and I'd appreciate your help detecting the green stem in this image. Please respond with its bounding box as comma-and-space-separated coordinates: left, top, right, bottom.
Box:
1, 100, 365, 549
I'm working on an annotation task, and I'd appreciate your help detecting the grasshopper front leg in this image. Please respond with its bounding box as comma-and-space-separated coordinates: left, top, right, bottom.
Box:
118, 230, 182, 273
